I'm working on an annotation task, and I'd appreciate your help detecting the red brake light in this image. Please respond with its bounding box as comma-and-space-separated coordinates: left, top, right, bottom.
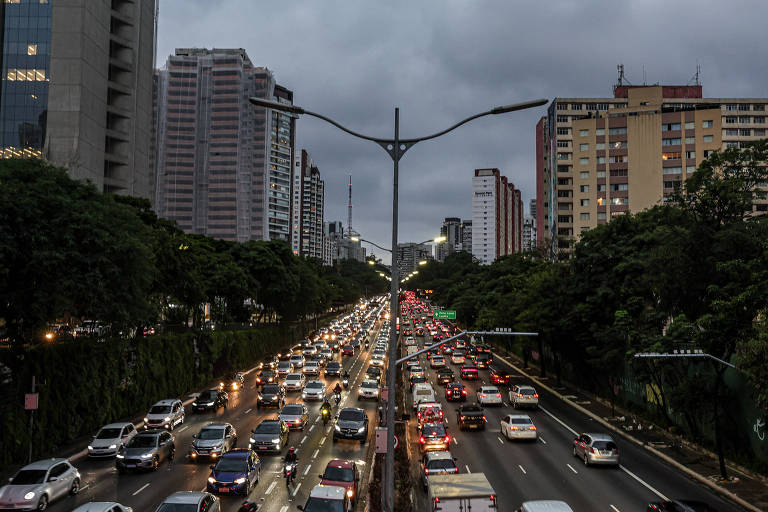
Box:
461, 390, 466, 395
517, 393, 523, 397
482, 415, 486, 421
533, 394, 539, 398
444, 435, 450, 442
589, 446, 595, 453
424, 468, 429, 475
510, 426, 519, 431
529, 426, 537, 431
419, 436, 425, 444
480, 394, 486, 398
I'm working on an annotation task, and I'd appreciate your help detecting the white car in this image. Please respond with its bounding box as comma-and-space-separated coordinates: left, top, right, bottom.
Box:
144, 399, 185, 430
73, 503, 133, 512
283, 373, 306, 391
303, 361, 320, 375
358, 380, 379, 400
302, 380, 326, 401
429, 356, 446, 369
320, 348, 333, 360
290, 354, 306, 369
88, 422, 137, 457
510, 385, 539, 409
501, 414, 538, 441
477, 386, 503, 406
370, 355, 385, 367
450, 351, 465, 364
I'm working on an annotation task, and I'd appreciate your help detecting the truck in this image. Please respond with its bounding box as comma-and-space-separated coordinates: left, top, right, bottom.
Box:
427, 473, 497, 512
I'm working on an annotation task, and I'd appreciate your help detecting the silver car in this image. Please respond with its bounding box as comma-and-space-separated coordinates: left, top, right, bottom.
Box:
88, 422, 137, 457
116, 430, 175, 472
572, 433, 620, 466
72, 503, 133, 512
189, 423, 237, 461
302, 380, 326, 401
155, 492, 220, 512
0, 458, 81, 511
510, 385, 539, 409
279, 403, 309, 430
143, 399, 185, 430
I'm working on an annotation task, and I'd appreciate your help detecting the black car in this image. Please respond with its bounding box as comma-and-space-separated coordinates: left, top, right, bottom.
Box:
409, 375, 427, 390
220, 373, 244, 392
647, 501, 717, 512
249, 419, 289, 453
457, 403, 486, 431
257, 383, 285, 409
192, 389, 228, 412
325, 362, 342, 377
489, 366, 511, 386
445, 383, 467, 402
333, 407, 369, 444
255, 370, 276, 387
475, 353, 493, 369
365, 366, 382, 383
436, 369, 454, 386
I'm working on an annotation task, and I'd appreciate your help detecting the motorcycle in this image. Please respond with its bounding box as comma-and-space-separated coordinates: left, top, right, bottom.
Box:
321, 406, 331, 425
237, 500, 259, 512
284, 460, 298, 486
334, 391, 342, 406
342, 377, 349, 389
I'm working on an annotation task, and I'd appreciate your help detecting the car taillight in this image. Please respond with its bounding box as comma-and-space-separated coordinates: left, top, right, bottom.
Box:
495, 394, 501, 398
529, 426, 537, 431
480, 394, 486, 398
461, 390, 467, 395
439, 411, 443, 417
533, 393, 539, 398
419, 436, 425, 444
444, 435, 450, 442
424, 468, 429, 474
517, 393, 523, 397
589, 446, 595, 453
482, 415, 487, 421
510, 426, 519, 431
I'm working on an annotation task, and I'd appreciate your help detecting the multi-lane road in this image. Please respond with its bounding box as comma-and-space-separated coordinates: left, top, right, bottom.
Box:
45, 322, 383, 512
404, 316, 746, 511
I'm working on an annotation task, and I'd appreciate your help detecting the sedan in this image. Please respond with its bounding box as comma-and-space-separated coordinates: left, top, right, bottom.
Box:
189, 423, 237, 461
501, 414, 537, 441
206, 449, 261, 495
460, 363, 479, 380
342, 345, 354, 356
255, 370, 276, 387
72, 503, 132, 512
409, 375, 428, 390
289, 354, 305, 369
445, 383, 467, 402
419, 423, 450, 453
429, 356, 446, 369
192, 389, 228, 413
435, 369, 454, 386
370, 355, 386, 367
358, 380, 379, 400
450, 351, 466, 364
0, 459, 81, 511
647, 501, 718, 511
249, 419, 288, 453
283, 373, 306, 391
325, 361, 342, 377
302, 380, 326, 401
573, 433, 620, 466
476, 386, 503, 406
408, 367, 425, 379
279, 404, 309, 430
257, 384, 285, 409
303, 361, 321, 375
116, 430, 175, 472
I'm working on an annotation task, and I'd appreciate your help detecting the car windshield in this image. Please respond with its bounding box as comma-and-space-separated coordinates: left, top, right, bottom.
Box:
592, 440, 617, 450
198, 428, 224, 440
261, 371, 274, 377
212, 457, 247, 473
278, 362, 291, 368
510, 417, 532, 425
96, 428, 122, 439
521, 389, 536, 395
324, 466, 354, 482
338, 410, 365, 421
282, 405, 303, 415
198, 391, 217, 400
154, 504, 200, 512
291, 356, 302, 361
149, 405, 172, 414
427, 460, 456, 471
462, 405, 483, 412
262, 385, 279, 394
307, 382, 324, 389
362, 381, 378, 388
303, 498, 344, 512
422, 424, 446, 436
11, 469, 46, 485
255, 422, 280, 434
287, 375, 301, 381
127, 435, 157, 448
328, 363, 340, 369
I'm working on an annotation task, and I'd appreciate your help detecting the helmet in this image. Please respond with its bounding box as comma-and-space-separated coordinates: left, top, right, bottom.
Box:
288, 446, 296, 453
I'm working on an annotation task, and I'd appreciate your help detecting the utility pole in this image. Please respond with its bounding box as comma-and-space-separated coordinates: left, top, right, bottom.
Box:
28, 375, 36, 464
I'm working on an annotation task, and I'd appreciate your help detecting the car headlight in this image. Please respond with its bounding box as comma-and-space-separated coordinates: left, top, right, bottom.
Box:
207, 477, 216, 484
141, 453, 153, 459
347, 489, 354, 497
163, 416, 171, 422
87, 445, 93, 450
249, 438, 255, 444
24, 492, 35, 500
234, 477, 247, 484
357, 426, 366, 433
108, 444, 117, 450
205, 402, 214, 406
116, 454, 125, 459
335, 425, 341, 431
144, 417, 149, 423
272, 438, 281, 444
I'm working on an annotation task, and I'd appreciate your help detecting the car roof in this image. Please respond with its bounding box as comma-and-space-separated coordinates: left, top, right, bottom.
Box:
362, 380, 378, 386
100, 422, 133, 429
518, 384, 536, 390
425, 451, 453, 461
71, 503, 124, 512
309, 484, 347, 500
162, 491, 207, 504
152, 399, 179, 406
220, 448, 252, 459
480, 386, 499, 390
137, 429, 165, 436
286, 373, 303, 378
340, 407, 364, 413
23, 458, 68, 470
326, 459, 354, 469
201, 422, 229, 429
584, 433, 614, 441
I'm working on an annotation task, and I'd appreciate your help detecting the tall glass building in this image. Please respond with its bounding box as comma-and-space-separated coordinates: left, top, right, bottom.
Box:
0, 0, 52, 159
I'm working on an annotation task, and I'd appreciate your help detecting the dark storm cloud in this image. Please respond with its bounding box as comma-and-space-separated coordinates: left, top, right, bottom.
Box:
157, 0, 768, 262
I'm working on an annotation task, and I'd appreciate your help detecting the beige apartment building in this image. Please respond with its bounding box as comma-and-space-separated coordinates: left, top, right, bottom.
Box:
536, 84, 768, 254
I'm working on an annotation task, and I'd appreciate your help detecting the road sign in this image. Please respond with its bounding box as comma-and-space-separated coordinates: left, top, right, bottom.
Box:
375, 428, 399, 453
25, 393, 38, 410
434, 310, 456, 319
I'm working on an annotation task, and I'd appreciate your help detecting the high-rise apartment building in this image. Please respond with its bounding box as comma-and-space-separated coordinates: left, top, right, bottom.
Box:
460, 220, 472, 252
1, 0, 156, 198
471, 168, 524, 264
291, 149, 324, 259
436, 217, 461, 262
154, 48, 295, 242
397, 243, 430, 275
536, 82, 768, 254
522, 217, 536, 251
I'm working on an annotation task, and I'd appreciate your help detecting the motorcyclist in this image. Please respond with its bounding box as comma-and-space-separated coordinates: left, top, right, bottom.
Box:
342, 370, 350, 381
284, 446, 298, 485
333, 382, 343, 395
320, 399, 332, 423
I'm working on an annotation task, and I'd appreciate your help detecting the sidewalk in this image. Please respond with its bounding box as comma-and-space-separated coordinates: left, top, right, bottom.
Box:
493, 346, 768, 512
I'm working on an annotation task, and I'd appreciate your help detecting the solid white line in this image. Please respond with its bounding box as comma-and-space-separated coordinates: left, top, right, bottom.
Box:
132, 483, 150, 496
312, 449, 319, 459
518, 465, 527, 475
610, 505, 621, 512
176, 425, 189, 433
538, 405, 579, 436
566, 463, 578, 474
465, 465, 471, 473
303, 465, 311, 476
300, 435, 307, 444
497, 437, 504, 444
619, 464, 669, 501
539, 437, 547, 445
291, 483, 302, 496
280, 506, 289, 512
245, 408, 252, 414
265, 481, 277, 495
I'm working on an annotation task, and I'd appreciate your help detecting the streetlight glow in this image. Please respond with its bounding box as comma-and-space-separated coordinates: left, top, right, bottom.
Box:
418, 260, 427, 266
433, 236, 447, 243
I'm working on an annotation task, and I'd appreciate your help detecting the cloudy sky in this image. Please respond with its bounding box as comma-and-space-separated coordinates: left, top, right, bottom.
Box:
157, 0, 767, 261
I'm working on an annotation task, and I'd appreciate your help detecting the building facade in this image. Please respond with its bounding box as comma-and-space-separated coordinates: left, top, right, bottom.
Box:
471, 168, 524, 264
522, 216, 536, 251
291, 149, 324, 259
397, 242, 430, 275
436, 217, 461, 262
460, 219, 472, 252
154, 48, 295, 242
1, 0, 156, 198
537, 84, 768, 254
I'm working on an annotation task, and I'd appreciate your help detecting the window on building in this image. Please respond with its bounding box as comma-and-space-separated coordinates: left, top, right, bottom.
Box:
664, 180, 677, 189
557, 140, 570, 148
597, 212, 607, 220
557, 153, 571, 160
684, 122, 695, 130
609, 127, 627, 135
725, 104, 739, 111
580, 199, 590, 206
609, 155, 628, 163
703, 120, 715, 128
580, 143, 589, 151
685, 137, 696, 145
597, 170, 606, 178
755, 129, 766, 137
704, 150, 714, 158
703, 135, 714, 143
557, 115, 569, 123
557, 165, 570, 173
739, 116, 751, 124
662, 123, 681, 131
611, 197, 628, 205
557, 190, 571, 198
579, 129, 590, 137
597, 184, 606, 191
557, 178, 570, 185
739, 104, 751, 111
557, 127, 570, 135
755, 104, 766, 111
610, 169, 628, 177
580, 185, 589, 193
610, 183, 628, 191
597, 156, 606, 164
726, 142, 739, 149
725, 129, 739, 136
663, 166, 682, 175
586, 103, 597, 110
662, 138, 682, 146
596, 142, 605, 150
740, 129, 752, 136
579, 157, 589, 165
686, 165, 696, 173
754, 117, 765, 124
596, 128, 605, 136
580, 213, 590, 220
598, 103, 609, 110
557, 103, 569, 110
579, 171, 589, 179
612, 141, 628, 149
571, 103, 583, 110
662, 152, 681, 160
685, 151, 695, 159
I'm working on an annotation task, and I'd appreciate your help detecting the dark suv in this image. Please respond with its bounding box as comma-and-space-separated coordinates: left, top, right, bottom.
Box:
457, 403, 486, 431
257, 384, 285, 409
192, 389, 228, 413
333, 408, 369, 444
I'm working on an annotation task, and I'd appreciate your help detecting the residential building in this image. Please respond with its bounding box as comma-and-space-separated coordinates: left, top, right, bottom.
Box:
537, 82, 768, 255
322, 221, 365, 263
436, 217, 461, 262
460, 219, 472, 252
291, 149, 324, 259
523, 217, 536, 251
397, 243, 430, 275
1, 0, 157, 198
471, 168, 524, 264
154, 48, 295, 242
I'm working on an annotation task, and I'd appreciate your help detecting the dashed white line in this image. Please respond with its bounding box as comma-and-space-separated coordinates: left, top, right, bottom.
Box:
176, 425, 189, 433
465, 465, 471, 473
538, 406, 578, 436
312, 449, 319, 458
300, 435, 307, 444
497, 436, 504, 444
265, 481, 277, 495
539, 437, 547, 445
452, 437, 458, 445
320, 436, 327, 444
244, 408, 252, 414
132, 483, 150, 496
291, 482, 302, 496
280, 506, 289, 512
518, 465, 527, 474
610, 505, 621, 512
303, 465, 311, 476
566, 463, 578, 474
309, 424, 315, 432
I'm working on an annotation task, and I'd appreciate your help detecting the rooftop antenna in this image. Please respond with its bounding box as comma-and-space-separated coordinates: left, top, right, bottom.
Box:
642, 65, 647, 85
347, 174, 353, 234
688, 62, 701, 86
614, 64, 632, 94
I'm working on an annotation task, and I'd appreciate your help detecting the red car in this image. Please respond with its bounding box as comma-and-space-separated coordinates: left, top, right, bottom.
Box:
445, 383, 467, 402
460, 363, 479, 380
489, 366, 511, 385
320, 459, 360, 503
342, 345, 354, 356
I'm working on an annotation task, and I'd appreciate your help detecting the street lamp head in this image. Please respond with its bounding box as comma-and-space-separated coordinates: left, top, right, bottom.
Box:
490, 98, 548, 115
367, 260, 375, 266
433, 236, 447, 243
350, 236, 360, 242
418, 260, 428, 266
248, 97, 305, 115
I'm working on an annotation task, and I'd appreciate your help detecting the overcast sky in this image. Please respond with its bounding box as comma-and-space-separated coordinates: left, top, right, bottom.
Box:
157, 0, 767, 262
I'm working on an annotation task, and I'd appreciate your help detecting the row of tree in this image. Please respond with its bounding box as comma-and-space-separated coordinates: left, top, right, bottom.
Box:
408, 140, 768, 476
0, 159, 388, 344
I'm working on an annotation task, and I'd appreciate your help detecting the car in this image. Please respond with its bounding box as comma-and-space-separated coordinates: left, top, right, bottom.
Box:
365, 366, 382, 383
88, 422, 137, 458
416, 402, 443, 427
325, 361, 342, 376
429, 355, 446, 368
192, 389, 229, 413
290, 354, 306, 369
206, 448, 261, 495
189, 423, 237, 461
475, 344, 492, 353
280, 403, 309, 430
501, 414, 538, 441
298, 484, 354, 512
489, 366, 512, 385
116, 430, 175, 472
412, 383, 436, 409
477, 385, 503, 406
249, 419, 289, 453
408, 366, 425, 379
420, 451, 458, 489
302, 380, 327, 401
283, 372, 306, 391
342, 345, 354, 356
409, 374, 428, 390
255, 369, 276, 386
405, 359, 421, 369
303, 361, 321, 375
445, 382, 467, 402
155, 492, 220, 512
460, 362, 479, 380
436, 369, 454, 386
0, 459, 81, 511
72, 503, 133, 512
144, 399, 185, 430
320, 348, 334, 360
302, 345, 317, 356
454, 340, 467, 349
319, 459, 360, 504
510, 384, 539, 408
350, 338, 361, 350
475, 353, 493, 368
646, 501, 718, 511
358, 379, 379, 400
456, 404, 486, 431
370, 355, 385, 367
419, 422, 450, 452
572, 433, 620, 466
220, 373, 244, 392
450, 350, 466, 364
333, 407, 369, 444
257, 383, 285, 408
518, 501, 574, 512
277, 361, 294, 378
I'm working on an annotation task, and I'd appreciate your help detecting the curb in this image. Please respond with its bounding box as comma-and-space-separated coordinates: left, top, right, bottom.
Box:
493, 352, 762, 512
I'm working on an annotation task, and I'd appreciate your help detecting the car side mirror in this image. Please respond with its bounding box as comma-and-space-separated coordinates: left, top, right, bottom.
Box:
8, 477, 13, 483
48, 476, 58, 482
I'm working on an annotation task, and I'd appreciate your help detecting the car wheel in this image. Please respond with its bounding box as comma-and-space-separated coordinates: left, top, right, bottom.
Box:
583, 454, 589, 466
70, 478, 80, 495
36, 495, 48, 511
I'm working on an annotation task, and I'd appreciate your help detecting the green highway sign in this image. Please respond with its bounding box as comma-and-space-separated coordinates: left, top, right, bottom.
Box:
434, 310, 456, 319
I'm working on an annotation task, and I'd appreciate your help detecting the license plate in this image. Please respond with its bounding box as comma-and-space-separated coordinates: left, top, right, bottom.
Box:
468, 424, 477, 429
126, 464, 136, 468
219, 487, 229, 493
257, 446, 267, 450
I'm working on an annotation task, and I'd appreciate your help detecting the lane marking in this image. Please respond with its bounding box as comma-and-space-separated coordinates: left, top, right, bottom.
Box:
452, 437, 458, 445
309, 424, 315, 432
265, 481, 277, 495
79, 484, 90, 492
300, 435, 307, 444
280, 506, 289, 512
320, 436, 327, 444
610, 506, 621, 512
539, 437, 547, 445
518, 465, 527, 475
291, 482, 302, 496
325, 426, 332, 434
566, 463, 578, 474
538, 405, 578, 436
497, 437, 504, 444
132, 483, 150, 496
465, 465, 471, 473
245, 408, 252, 414
312, 449, 319, 458
303, 465, 311, 476
619, 464, 669, 501
176, 425, 189, 433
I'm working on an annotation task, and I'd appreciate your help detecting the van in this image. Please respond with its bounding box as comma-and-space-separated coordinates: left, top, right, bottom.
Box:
517, 501, 574, 512
412, 383, 436, 410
